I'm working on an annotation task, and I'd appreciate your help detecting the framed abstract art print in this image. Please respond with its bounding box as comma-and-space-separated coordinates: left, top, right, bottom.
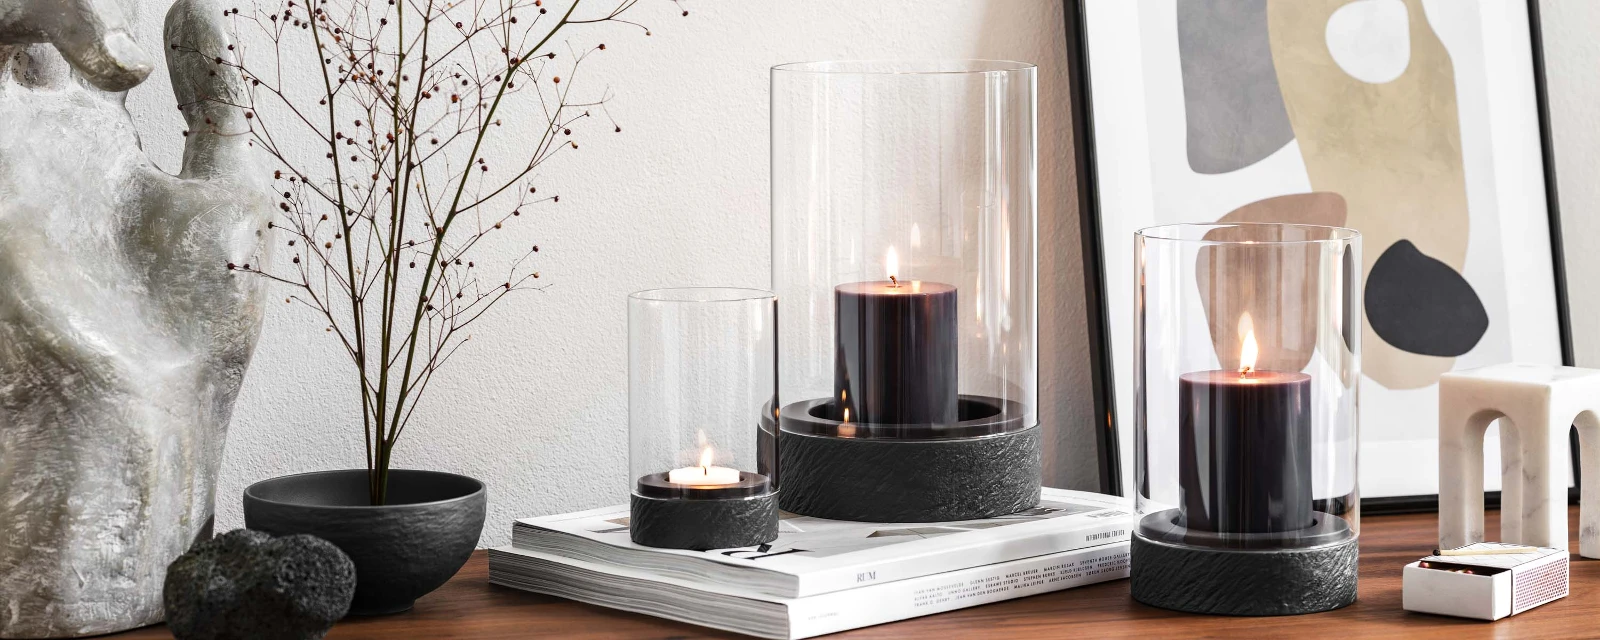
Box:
1065, 0, 1575, 510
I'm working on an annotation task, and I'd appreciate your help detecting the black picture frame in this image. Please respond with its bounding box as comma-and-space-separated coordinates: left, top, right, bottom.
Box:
1063, 2, 1122, 498
1063, 0, 1576, 511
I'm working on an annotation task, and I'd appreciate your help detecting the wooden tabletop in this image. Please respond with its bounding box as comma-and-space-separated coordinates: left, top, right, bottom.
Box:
114, 506, 1596, 638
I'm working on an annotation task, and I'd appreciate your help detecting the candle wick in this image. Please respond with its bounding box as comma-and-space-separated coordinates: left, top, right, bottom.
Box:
1240, 366, 1253, 377
889, 275, 899, 288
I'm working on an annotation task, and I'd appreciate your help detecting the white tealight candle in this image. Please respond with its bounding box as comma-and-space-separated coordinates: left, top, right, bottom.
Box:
667, 465, 742, 487
667, 445, 742, 487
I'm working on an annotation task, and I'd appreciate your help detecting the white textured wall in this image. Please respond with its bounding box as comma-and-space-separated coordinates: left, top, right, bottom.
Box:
1539, 0, 1600, 369
122, 0, 1098, 548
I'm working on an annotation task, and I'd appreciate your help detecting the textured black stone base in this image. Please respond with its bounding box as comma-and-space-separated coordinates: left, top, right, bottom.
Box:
630, 493, 779, 550
778, 426, 1041, 522
1130, 530, 1360, 615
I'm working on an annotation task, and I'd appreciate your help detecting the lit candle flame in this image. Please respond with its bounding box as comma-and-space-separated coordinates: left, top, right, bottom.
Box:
842, 407, 850, 423
886, 246, 899, 287
1239, 312, 1258, 376
698, 446, 713, 470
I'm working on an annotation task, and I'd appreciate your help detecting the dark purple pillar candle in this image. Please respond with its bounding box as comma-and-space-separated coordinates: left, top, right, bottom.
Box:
1178, 370, 1313, 534
834, 280, 958, 425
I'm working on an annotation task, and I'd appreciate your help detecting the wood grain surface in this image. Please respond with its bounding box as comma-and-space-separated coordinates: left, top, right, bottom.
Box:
111, 506, 1599, 638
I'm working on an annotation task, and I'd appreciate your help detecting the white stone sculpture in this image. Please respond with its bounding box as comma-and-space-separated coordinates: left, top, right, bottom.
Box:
0, 0, 270, 636
1438, 363, 1600, 558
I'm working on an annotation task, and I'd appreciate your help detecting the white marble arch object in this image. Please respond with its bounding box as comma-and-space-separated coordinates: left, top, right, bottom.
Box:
1438, 363, 1600, 558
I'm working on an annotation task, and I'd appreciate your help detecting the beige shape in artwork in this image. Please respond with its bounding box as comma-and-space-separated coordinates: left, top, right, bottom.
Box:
1265, 0, 1469, 390
1197, 193, 1348, 374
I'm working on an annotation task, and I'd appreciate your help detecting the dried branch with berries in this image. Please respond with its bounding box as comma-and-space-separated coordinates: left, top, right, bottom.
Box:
179, 0, 684, 503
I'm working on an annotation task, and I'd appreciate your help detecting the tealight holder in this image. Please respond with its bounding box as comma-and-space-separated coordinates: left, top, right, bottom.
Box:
628, 288, 779, 550
1131, 223, 1361, 615
770, 60, 1040, 522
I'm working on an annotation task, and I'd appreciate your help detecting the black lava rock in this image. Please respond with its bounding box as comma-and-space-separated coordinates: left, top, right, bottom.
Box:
164, 529, 356, 640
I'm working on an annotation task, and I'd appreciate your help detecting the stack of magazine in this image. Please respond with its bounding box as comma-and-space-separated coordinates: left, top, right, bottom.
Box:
488, 488, 1135, 639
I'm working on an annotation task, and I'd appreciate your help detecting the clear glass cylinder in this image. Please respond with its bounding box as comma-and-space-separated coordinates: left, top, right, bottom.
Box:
628, 288, 778, 501
1135, 223, 1361, 548
770, 60, 1037, 440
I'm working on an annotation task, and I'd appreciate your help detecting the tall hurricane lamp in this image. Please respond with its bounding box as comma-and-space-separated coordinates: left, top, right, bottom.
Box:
1130, 223, 1362, 615
770, 60, 1041, 522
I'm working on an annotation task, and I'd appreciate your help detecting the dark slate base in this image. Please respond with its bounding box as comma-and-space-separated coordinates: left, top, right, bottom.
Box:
1130, 530, 1359, 616
630, 493, 779, 550
778, 426, 1041, 522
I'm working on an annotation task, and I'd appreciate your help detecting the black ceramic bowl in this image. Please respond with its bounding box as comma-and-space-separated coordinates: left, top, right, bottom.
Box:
243, 469, 486, 615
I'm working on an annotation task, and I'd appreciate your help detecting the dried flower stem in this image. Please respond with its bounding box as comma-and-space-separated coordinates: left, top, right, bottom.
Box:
187, 0, 681, 503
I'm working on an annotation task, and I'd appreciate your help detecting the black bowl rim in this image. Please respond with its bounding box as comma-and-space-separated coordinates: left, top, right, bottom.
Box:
243, 468, 486, 510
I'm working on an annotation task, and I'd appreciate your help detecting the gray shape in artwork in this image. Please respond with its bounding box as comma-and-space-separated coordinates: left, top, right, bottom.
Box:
1365, 240, 1489, 357
1177, 0, 1295, 174
0, 0, 273, 636
163, 530, 356, 640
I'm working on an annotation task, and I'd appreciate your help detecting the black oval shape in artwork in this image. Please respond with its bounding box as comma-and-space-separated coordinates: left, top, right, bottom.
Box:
1364, 240, 1488, 357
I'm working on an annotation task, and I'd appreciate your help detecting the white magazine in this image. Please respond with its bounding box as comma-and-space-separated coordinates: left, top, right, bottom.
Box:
510, 487, 1133, 598
490, 540, 1131, 640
